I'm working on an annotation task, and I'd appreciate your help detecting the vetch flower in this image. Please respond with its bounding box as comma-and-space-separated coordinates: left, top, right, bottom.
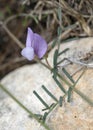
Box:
21, 27, 48, 61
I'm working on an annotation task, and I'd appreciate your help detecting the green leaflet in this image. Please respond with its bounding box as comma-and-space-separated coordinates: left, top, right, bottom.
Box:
58, 48, 69, 56
52, 39, 58, 48
53, 49, 58, 67
33, 91, 49, 108
42, 85, 58, 102
53, 76, 66, 94
57, 7, 62, 25
59, 96, 63, 107
62, 68, 75, 83
67, 87, 73, 102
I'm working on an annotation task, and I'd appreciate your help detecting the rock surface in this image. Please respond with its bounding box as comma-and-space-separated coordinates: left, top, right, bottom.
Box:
0, 38, 93, 130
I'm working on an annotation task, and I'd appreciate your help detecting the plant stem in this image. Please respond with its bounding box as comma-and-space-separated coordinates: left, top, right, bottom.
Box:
34, 57, 51, 70
45, 57, 52, 69
0, 84, 51, 130
57, 69, 93, 106
35, 58, 93, 106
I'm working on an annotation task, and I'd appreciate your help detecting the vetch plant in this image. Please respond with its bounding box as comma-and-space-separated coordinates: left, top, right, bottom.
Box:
21, 27, 48, 61
0, 7, 93, 130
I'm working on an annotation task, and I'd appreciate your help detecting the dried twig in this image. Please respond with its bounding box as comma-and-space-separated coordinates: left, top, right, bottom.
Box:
0, 21, 24, 49
58, 57, 93, 69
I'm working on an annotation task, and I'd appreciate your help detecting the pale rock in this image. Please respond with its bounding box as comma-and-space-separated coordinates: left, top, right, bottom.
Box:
0, 38, 93, 130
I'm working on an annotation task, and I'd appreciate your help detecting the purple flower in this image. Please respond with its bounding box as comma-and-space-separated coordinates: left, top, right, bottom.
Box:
21, 27, 48, 61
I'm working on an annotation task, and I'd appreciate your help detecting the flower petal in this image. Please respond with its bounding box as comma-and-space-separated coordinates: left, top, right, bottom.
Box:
21, 47, 34, 61
26, 27, 34, 47
33, 33, 48, 58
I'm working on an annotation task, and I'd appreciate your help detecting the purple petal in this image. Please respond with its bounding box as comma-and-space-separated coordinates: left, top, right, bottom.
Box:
21, 47, 34, 61
33, 33, 48, 58
26, 27, 34, 47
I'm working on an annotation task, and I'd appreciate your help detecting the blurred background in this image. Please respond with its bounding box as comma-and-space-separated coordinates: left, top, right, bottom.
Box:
0, 0, 93, 79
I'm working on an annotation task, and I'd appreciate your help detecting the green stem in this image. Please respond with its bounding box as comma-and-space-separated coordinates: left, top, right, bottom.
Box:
45, 57, 52, 69
35, 58, 93, 106
34, 57, 51, 70
0, 84, 51, 130
57, 69, 93, 106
